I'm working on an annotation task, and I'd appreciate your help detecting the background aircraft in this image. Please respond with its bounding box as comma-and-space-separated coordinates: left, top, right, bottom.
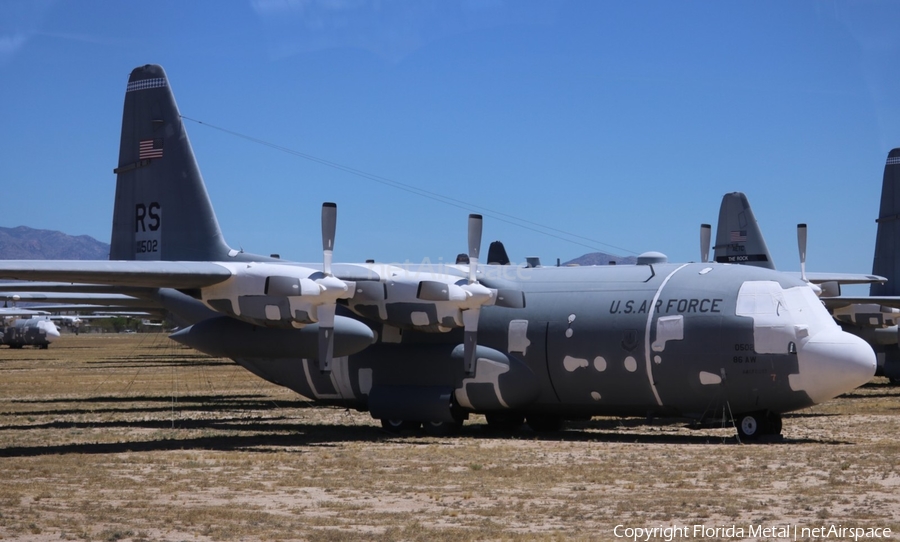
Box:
705, 171, 900, 383
1, 316, 60, 348
0, 65, 877, 440
821, 149, 900, 383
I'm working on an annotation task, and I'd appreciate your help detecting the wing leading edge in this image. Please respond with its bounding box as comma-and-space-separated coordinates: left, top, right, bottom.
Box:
0, 261, 233, 289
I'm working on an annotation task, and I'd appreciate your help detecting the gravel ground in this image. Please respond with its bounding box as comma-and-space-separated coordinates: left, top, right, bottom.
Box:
0, 333, 898, 541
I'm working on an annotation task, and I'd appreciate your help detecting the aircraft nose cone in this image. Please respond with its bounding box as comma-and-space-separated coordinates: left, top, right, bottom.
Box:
791, 329, 876, 404
45, 323, 61, 342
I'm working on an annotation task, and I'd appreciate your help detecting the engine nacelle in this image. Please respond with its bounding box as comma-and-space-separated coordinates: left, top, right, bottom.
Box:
199, 262, 351, 329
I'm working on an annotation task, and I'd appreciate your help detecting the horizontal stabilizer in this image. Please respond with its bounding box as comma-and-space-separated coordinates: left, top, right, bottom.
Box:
796, 272, 886, 286
821, 296, 900, 310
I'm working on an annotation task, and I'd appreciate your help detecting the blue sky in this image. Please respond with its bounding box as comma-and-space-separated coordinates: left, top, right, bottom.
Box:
2, 1, 899, 288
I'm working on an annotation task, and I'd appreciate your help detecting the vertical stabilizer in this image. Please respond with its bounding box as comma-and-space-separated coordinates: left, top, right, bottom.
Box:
871, 149, 900, 296
713, 192, 775, 269
110, 64, 233, 261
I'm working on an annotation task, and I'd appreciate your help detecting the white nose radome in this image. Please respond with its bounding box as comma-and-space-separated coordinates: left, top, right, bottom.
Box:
41, 322, 60, 343
790, 329, 876, 404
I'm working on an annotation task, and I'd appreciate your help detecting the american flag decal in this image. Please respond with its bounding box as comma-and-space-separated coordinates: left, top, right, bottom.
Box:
730, 230, 747, 242
139, 139, 164, 160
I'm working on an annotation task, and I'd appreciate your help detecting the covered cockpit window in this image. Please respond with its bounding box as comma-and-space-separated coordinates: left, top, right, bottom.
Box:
735, 281, 836, 354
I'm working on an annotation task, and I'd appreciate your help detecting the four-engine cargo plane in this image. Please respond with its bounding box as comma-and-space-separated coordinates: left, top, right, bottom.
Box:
0, 316, 60, 348
0, 65, 877, 439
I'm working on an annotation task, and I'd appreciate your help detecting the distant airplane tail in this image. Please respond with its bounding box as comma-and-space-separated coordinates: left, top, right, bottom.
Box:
713, 192, 775, 269
110, 64, 235, 262
871, 149, 900, 296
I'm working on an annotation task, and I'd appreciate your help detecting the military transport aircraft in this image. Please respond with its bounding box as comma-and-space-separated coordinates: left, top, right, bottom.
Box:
0, 64, 877, 440
0, 316, 60, 348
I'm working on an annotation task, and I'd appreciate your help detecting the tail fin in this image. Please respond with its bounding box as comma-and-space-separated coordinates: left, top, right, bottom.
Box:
487, 241, 511, 265
870, 149, 900, 296
713, 192, 775, 269
110, 64, 234, 261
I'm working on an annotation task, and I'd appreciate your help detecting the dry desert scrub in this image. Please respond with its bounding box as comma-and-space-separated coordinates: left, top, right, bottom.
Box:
0, 333, 898, 541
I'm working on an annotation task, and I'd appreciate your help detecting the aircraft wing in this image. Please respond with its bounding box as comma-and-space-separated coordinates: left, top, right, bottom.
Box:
821, 296, 900, 310
0, 307, 50, 317
793, 272, 886, 285
0, 282, 158, 295
0, 292, 156, 307
0, 261, 233, 289
24, 304, 163, 315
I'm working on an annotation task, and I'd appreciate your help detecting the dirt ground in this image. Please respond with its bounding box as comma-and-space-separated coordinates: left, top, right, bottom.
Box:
0, 333, 898, 541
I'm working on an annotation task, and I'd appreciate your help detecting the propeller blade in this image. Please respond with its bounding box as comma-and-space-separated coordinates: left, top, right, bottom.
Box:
462, 308, 480, 376
700, 224, 711, 263
317, 303, 336, 373
322, 202, 337, 276
468, 214, 482, 284
797, 223, 807, 282
318, 203, 344, 372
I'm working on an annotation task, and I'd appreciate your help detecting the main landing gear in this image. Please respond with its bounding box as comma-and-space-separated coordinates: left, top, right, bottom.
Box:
380, 410, 468, 436
735, 411, 782, 441
381, 412, 567, 436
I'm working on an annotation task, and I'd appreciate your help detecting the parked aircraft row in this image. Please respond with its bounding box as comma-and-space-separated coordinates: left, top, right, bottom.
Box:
704, 154, 900, 384
0, 292, 162, 344
0, 64, 882, 439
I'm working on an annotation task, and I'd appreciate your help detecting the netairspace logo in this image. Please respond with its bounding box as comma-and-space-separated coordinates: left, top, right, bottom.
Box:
613, 523, 892, 541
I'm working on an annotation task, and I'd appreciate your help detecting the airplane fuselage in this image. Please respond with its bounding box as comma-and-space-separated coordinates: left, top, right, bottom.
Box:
175, 260, 874, 428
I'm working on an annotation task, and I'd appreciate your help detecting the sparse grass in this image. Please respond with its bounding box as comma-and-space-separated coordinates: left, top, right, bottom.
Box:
1, 334, 900, 540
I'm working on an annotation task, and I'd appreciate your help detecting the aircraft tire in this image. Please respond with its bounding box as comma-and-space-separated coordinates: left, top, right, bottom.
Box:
380, 419, 421, 433
485, 412, 525, 433
423, 419, 463, 437
526, 414, 564, 433
737, 412, 773, 440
